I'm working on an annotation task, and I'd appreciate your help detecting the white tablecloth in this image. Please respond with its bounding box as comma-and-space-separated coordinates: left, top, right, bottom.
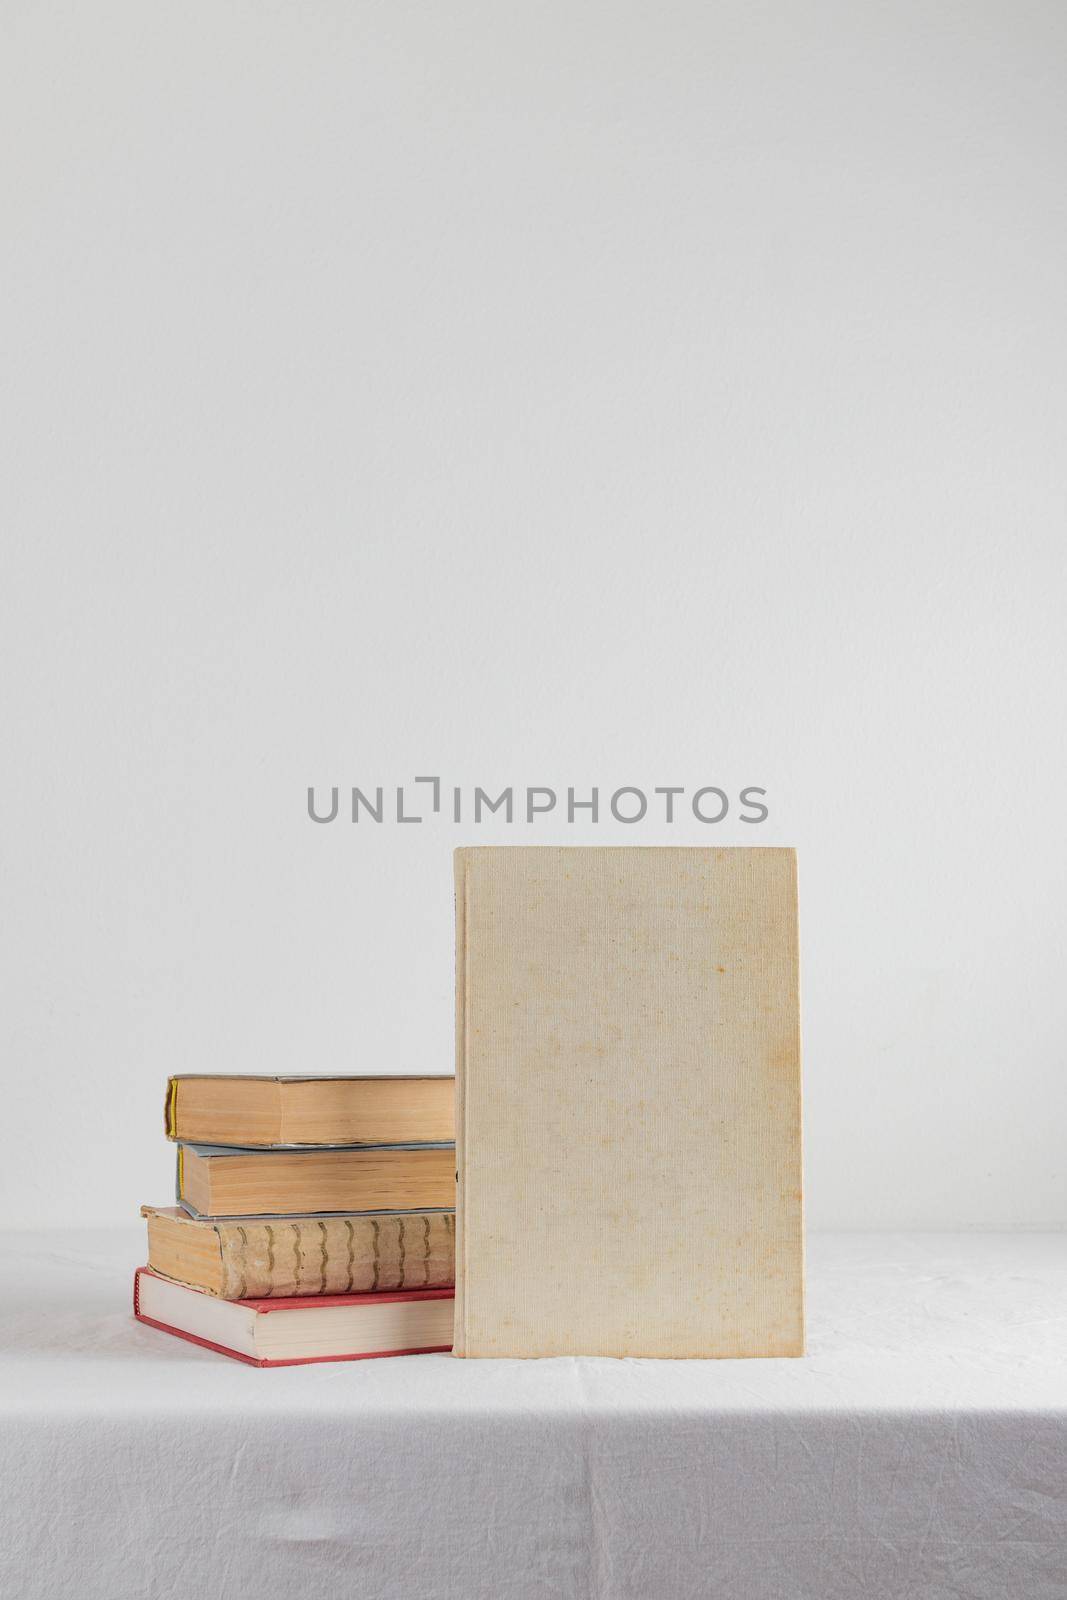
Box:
1, 1230, 1064, 1599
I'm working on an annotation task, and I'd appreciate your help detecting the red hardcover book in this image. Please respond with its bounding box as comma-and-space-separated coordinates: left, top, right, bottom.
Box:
134, 1267, 454, 1367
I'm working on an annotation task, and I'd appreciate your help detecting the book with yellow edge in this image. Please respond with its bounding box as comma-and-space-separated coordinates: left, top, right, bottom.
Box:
166, 1074, 454, 1148
177, 1141, 456, 1219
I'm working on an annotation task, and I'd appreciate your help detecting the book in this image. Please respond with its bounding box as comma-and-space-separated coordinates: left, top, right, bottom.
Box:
177, 1142, 456, 1218
134, 1268, 453, 1366
165, 1074, 454, 1148
142, 1204, 455, 1298
454, 846, 804, 1358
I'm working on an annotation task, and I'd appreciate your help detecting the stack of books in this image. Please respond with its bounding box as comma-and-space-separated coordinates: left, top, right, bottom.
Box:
135, 1074, 456, 1366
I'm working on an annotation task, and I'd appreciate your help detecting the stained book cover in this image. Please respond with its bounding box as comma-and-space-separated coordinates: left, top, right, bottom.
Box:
454, 846, 804, 1358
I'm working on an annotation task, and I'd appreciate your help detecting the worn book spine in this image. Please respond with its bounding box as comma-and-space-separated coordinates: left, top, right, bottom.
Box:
144, 1206, 455, 1299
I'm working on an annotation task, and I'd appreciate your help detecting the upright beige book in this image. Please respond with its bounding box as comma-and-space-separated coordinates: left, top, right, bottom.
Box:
454, 846, 803, 1358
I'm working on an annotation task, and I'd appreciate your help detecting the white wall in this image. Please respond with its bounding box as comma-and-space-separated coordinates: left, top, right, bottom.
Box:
3, 0, 1065, 1230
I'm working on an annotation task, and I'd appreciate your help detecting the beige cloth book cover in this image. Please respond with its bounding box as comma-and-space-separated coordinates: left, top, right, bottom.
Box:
453, 846, 803, 1358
